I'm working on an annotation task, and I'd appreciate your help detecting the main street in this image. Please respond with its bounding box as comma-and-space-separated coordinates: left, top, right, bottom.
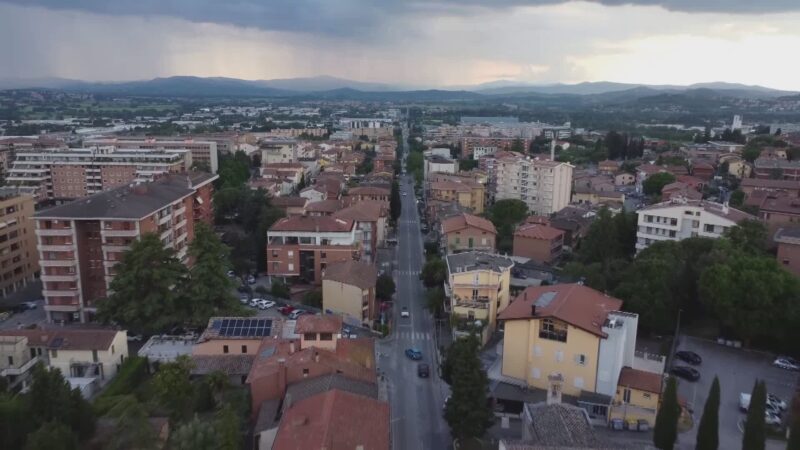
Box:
378, 126, 451, 450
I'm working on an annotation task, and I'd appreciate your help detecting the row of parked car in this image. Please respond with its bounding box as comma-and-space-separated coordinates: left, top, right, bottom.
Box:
238, 294, 311, 320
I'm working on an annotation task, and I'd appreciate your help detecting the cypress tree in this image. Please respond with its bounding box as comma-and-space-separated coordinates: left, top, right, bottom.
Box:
654, 376, 680, 450
787, 412, 800, 450
742, 380, 767, 450
695, 376, 720, 450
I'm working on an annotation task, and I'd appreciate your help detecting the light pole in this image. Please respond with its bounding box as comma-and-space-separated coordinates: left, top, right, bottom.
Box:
667, 308, 683, 369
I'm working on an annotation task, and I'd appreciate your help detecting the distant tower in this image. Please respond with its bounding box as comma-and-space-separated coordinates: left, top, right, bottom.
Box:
550, 139, 556, 161
732, 115, 743, 131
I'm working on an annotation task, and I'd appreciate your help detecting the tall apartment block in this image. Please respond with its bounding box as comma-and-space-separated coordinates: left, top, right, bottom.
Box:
7, 147, 186, 201
84, 137, 219, 173
0, 188, 39, 296
494, 153, 574, 216
34, 172, 217, 324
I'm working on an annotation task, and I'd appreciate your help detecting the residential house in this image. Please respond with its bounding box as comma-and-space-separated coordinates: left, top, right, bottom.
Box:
305, 199, 343, 217
775, 228, 800, 277
299, 186, 327, 202
322, 260, 378, 326
333, 200, 388, 263
440, 213, 497, 254
572, 188, 625, 207
513, 223, 564, 264
754, 158, 800, 181
690, 161, 716, 181
758, 196, 800, 232
611, 366, 663, 426
547, 206, 596, 249
494, 153, 574, 215
635, 198, 754, 252
346, 186, 390, 203
660, 182, 702, 201
34, 172, 217, 323
271, 196, 308, 217
266, 216, 360, 285
0, 188, 39, 297
193, 317, 282, 358
719, 154, 751, 179
740, 178, 800, 198
614, 173, 635, 186
424, 155, 458, 179
429, 180, 485, 214
445, 252, 514, 344
598, 160, 622, 175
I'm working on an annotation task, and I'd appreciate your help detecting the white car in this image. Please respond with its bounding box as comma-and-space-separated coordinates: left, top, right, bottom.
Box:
765, 412, 782, 426
288, 310, 306, 320
773, 357, 800, 371
239, 295, 249, 304
768, 393, 787, 411
258, 300, 276, 310
249, 298, 264, 308
400, 307, 410, 318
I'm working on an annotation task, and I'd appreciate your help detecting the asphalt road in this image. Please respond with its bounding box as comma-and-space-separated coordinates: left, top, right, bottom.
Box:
378, 128, 451, 450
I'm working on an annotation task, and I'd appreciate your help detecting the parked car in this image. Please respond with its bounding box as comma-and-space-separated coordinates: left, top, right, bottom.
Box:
246, 274, 256, 285
417, 363, 430, 378
126, 332, 143, 342
22, 301, 38, 310
400, 307, 410, 318
675, 350, 702, 365
288, 309, 306, 320
239, 295, 250, 304
405, 348, 422, 360
773, 357, 800, 371
278, 305, 296, 316
670, 366, 700, 381
249, 298, 263, 308
258, 300, 276, 310
226, 270, 236, 278
765, 412, 782, 426
768, 393, 788, 411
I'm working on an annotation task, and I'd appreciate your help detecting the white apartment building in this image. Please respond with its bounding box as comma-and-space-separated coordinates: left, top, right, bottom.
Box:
84, 137, 219, 173
494, 153, 574, 216
260, 139, 298, 164
424, 155, 458, 180
635, 198, 755, 252
7, 147, 186, 201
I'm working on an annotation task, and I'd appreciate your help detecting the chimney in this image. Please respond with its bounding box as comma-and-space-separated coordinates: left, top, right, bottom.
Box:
531, 304, 536, 316
547, 373, 564, 405
277, 358, 287, 394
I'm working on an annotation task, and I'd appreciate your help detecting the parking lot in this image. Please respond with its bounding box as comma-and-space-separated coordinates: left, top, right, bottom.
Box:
674, 336, 797, 450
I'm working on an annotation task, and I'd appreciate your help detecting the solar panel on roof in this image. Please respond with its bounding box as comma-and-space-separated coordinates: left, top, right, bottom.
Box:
535, 291, 558, 308
211, 320, 222, 330
214, 318, 273, 337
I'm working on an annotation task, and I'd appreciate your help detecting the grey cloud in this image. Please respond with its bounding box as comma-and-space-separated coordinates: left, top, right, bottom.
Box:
1, 0, 798, 38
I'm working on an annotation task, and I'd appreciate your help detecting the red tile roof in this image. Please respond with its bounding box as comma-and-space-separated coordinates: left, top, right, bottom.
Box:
618, 367, 663, 394
441, 213, 497, 235
514, 223, 564, 241
498, 284, 622, 337
348, 186, 390, 196
333, 201, 387, 222
430, 180, 471, 193
305, 199, 343, 214
741, 178, 800, 190
296, 315, 344, 334
0, 327, 120, 351
273, 389, 389, 450
269, 216, 354, 233
271, 196, 308, 208
322, 260, 377, 291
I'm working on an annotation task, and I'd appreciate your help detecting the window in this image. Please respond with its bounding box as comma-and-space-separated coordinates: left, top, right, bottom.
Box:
623, 389, 632, 403
643, 393, 651, 399
241, 345, 248, 354
783, 259, 790, 265
223, 345, 229, 354
288, 263, 295, 271
304, 333, 317, 341
555, 350, 564, 362
302, 368, 309, 376
575, 354, 587, 366
320, 333, 333, 341
539, 318, 568, 342
50, 349, 58, 358
7, 356, 12, 366
92, 350, 98, 362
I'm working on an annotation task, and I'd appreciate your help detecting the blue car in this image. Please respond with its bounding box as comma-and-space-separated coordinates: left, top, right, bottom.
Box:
405, 348, 422, 360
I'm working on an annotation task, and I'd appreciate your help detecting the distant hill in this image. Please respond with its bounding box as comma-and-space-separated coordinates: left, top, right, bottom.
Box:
474, 81, 795, 99
254, 75, 401, 92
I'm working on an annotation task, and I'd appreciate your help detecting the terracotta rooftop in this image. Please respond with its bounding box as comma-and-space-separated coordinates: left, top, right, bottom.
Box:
348, 186, 390, 196
191, 355, 255, 376
618, 367, 663, 395
272, 389, 389, 450
441, 213, 497, 235
271, 196, 308, 208
741, 178, 800, 190
0, 327, 120, 351
430, 180, 471, 193
514, 223, 564, 240
498, 284, 623, 337
332, 200, 387, 222
269, 215, 354, 233
758, 195, 800, 215
305, 199, 343, 214
322, 260, 377, 291
295, 315, 344, 335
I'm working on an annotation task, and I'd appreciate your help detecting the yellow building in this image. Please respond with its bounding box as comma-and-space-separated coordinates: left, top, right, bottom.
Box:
321, 260, 378, 327
611, 366, 663, 426
497, 284, 665, 426
445, 252, 513, 344
0, 188, 39, 296
429, 180, 485, 214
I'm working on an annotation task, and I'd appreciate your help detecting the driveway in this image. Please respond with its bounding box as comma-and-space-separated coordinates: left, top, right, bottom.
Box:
674, 336, 797, 450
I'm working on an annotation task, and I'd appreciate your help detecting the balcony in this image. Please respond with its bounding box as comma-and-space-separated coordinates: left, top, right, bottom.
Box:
43, 289, 80, 299
0, 355, 41, 377
452, 295, 491, 310
39, 259, 77, 268
38, 244, 75, 252
103, 228, 138, 237
158, 214, 172, 226
35, 228, 73, 237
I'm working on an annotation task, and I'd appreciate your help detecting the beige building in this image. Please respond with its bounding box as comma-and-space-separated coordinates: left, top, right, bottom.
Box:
494, 153, 574, 216
440, 213, 497, 254
322, 260, 378, 326
429, 180, 486, 215
193, 317, 283, 356
445, 252, 514, 344
84, 137, 219, 173
0, 188, 39, 296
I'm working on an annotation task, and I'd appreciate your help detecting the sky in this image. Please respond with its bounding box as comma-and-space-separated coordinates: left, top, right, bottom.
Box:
2, 0, 800, 90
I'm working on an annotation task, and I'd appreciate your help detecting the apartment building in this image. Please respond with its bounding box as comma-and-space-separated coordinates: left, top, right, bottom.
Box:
333, 201, 388, 263
0, 188, 39, 296
754, 158, 800, 181
338, 118, 394, 140
266, 216, 360, 285
429, 180, 486, 215
498, 284, 664, 425
445, 252, 514, 344
84, 137, 219, 173
513, 223, 564, 264
322, 260, 378, 326
424, 155, 458, 180
495, 153, 574, 216
635, 198, 754, 252
34, 172, 217, 323
7, 146, 186, 201
260, 139, 298, 164
440, 213, 497, 254
0, 137, 67, 179
462, 137, 531, 159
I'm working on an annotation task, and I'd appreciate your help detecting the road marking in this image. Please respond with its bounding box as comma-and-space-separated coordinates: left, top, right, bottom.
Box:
397, 270, 420, 275
396, 331, 432, 341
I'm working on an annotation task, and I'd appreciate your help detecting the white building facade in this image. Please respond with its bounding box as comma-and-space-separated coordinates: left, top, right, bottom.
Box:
494, 154, 574, 216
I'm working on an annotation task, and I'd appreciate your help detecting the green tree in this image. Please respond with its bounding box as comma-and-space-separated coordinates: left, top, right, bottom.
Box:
102, 396, 158, 450
170, 416, 219, 450
653, 376, 680, 450
742, 380, 767, 450
376, 274, 396, 300
729, 189, 745, 207
297, 173, 307, 191
27, 364, 95, 440
303, 290, 322, 308
390, 181, 402, 223
24, 422, 77, 450
424, 287, 445, 317
153, 356, 195, 420
786, 412, 800, 450
443, 334, 493, 441
271, 280, 290, 299
487, 199, 528, 253
205, 371, 231, 407
0, 394, 31, 450
510, 138, 524, 153
183, 223, 238, 325
643, 172, 677, 196
421, 257, 447, 288
695, 376, 720, 450
98, 233, 188, 333
215, 405, 242, 450
724, 220, 768, 255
